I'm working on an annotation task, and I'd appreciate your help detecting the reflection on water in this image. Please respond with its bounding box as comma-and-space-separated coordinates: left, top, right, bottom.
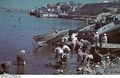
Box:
17, 65, 24, 74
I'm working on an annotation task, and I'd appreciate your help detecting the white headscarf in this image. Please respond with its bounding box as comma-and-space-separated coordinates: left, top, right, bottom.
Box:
20, 50, 25, 54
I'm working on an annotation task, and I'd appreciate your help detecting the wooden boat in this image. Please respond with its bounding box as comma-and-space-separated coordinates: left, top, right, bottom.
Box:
33, 29, 69, 46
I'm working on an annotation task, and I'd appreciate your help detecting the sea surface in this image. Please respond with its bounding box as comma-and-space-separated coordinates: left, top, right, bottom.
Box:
0, 10, 86, 74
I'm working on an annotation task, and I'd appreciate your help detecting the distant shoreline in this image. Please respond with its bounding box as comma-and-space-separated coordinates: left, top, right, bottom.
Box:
0, 7, 29, 13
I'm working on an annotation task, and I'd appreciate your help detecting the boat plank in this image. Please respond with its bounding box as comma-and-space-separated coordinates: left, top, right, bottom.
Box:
101, 43, 120, 49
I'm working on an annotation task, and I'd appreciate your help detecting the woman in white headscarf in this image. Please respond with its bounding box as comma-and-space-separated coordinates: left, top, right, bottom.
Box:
54, 46, 68, 63
71, 33, 78, 51
62, 45, 71, 59
17, 50, 26, 65
93, 31, 100, 47
101, 33, 107, 43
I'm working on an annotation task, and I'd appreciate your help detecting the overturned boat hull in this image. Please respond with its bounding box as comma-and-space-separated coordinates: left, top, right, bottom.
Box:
33, 29, 69, 46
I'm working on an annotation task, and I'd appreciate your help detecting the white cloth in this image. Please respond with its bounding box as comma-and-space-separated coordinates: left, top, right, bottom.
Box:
101, 35, 107, 43
71, 38, 77, 44
55, 47, 64, 55
62, 45, 71, 52
20, 50, 25, 54
94, 34, 99, 41
71, 33, 77, 40
86, 54, 93, 59
71, 33, 78, 46
93, 33, 100, 46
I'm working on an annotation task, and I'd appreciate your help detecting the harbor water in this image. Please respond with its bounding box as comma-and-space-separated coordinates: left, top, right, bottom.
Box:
0, 11, 86, 74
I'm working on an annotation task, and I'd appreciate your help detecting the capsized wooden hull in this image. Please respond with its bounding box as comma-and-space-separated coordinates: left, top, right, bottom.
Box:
33, 29, 69, 46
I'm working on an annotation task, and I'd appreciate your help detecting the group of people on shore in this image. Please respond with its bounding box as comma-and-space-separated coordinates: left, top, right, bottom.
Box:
54, 31, 108, 74
0, 31, 108, 74
93, 31, 108, 47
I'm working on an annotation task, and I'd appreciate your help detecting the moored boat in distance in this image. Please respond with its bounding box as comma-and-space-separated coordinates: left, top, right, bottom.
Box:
58, 13, 89, 20
41, 13, 58, 18
29, 9, 36, 15
58, 13, 73, 19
